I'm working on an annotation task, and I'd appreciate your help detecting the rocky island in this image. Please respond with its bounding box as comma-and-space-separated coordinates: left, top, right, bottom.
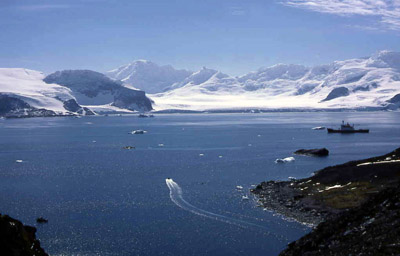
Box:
252, 148, 400, 254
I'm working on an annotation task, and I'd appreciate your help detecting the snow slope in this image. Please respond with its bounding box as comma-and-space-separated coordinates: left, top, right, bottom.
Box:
149, 51, 400, 111
44, 70, 153, 112
0, 68, 82, 116
106, 60, 193, 93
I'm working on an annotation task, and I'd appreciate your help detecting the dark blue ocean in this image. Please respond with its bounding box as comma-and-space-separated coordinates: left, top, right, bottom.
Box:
0, 112, 399, 256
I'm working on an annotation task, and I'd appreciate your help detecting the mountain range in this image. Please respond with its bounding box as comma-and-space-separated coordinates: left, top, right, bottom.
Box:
0, 50, 399, 117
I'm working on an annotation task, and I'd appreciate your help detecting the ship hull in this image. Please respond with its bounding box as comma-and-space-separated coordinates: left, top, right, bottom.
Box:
327, 128, 369, 133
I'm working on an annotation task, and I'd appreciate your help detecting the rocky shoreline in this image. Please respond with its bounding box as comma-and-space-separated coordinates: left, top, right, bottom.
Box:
252, 147, 400, 254
0, 214, 48, 256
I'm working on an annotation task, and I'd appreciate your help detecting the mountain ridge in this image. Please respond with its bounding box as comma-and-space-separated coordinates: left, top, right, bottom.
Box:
130, 50, 400, 111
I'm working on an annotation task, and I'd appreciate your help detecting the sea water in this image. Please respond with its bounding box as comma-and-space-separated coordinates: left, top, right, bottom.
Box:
0, 112, 399, 256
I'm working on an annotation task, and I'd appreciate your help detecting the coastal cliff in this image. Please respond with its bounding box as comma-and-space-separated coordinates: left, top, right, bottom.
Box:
0, 214, 48, 256
252, 148, 400, 255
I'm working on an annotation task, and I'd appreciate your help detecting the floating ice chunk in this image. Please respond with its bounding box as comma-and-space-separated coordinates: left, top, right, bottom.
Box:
131, 130, 147, 134
15, 160, 23, 163
199, 153, 204, 157
275, 157, 295, 163
218, 155, 223, 158
248, 144, 252, 147
312, 126, 325, 130
236, 186, 243, 190
158, 144, 164, 147
242, 195, 249, 200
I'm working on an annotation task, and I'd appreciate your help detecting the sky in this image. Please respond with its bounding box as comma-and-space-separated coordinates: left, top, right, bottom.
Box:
1, 0, 400, 76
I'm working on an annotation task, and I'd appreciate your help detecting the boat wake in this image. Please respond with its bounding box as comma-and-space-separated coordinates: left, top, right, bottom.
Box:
165, 178, 279, 234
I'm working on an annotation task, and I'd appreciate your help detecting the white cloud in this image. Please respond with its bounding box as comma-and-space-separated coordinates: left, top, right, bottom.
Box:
281, 0, 400, 30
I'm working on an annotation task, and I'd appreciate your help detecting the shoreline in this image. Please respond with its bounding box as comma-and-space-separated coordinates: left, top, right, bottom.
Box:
252, 147, 400, 254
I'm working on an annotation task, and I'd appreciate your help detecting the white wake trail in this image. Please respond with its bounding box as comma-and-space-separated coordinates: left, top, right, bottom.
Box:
165, 178, 277, 233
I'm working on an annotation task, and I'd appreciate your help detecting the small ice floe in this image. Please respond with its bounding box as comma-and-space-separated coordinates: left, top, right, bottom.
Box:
312, 126, 325, 130
288, 176, 297, 180
15, 160, 23, 163
199, 153, 204, 157
248, 144, 252, 147
218, 155, 223, 158
131, 130, 147, 134
123, 146, 135, 150
85, 122, 93, 125
158, 144, 164, 147
92, 140, 97, 143
275, 157, 295, 163
236, 185, 243, 190
242, 195, 249, 200
257, 135, 262, 137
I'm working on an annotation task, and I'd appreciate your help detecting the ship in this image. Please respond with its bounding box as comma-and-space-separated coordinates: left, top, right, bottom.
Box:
327, 121, 369, 133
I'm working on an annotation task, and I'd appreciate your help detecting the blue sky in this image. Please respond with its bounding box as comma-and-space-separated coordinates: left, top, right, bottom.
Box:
1, 0, 400, 75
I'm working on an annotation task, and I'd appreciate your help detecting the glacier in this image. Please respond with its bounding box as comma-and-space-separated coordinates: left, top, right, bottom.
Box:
144, 51, 400, 111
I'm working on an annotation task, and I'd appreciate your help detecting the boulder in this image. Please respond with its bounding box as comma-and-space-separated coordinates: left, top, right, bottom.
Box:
295, 148, 329, 157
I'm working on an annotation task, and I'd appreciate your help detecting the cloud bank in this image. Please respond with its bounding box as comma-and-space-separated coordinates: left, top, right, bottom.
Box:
281, 0, 400, 30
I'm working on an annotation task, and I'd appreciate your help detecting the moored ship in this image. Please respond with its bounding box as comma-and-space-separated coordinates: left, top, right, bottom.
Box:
327, 121, 369, 133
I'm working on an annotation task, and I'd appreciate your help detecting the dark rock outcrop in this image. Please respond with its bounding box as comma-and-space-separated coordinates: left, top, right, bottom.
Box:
321, 87, 350, 102
112, 87, 153, 111
252, 147, 400, 225
294, 148, 329, 157
253, 147, 400, 254
388, 93, 400, 104
35, 217, 48, 224
280, 185, 400, 256
0, 94, 57, 118
62, 99, 95, 115
0, 214, 48, 256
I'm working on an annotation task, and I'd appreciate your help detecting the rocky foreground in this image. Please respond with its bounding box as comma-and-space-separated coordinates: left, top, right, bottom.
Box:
252, 147, 400, 255
0, 214, 48, 256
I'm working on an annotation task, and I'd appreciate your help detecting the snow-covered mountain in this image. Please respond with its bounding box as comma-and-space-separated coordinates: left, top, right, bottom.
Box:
106, 60, 193, 93
44, 70, 153, 113
150, 51, 400, 111
2, 50, 399, 117
0, 68, 93, 117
